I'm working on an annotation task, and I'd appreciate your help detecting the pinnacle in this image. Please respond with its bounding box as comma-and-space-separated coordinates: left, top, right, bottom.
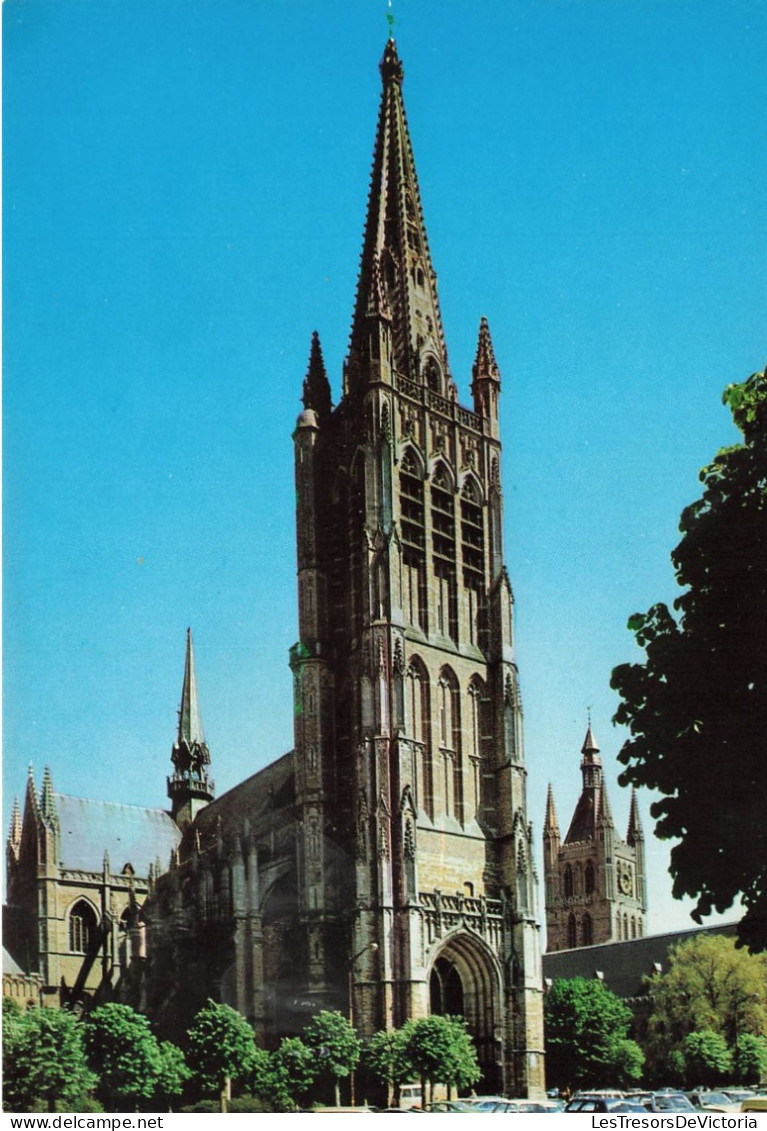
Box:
302, 331, 332, 417
40, 766, 57, 821
581, 725, 600, 758
627, 788, 644, 842
472, 316, 500, 383
544, 783, 560, 834
8, 797, 22, 846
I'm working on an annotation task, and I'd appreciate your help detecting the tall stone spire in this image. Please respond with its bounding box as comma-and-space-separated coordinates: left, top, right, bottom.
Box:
7, 797, 22, 863
40, 766, 58, 823
346, 39, 452, 394
168, 628, 214, 829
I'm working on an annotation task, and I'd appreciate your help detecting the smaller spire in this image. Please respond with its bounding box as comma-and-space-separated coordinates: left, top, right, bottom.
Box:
543, 783, 560, 836
472, 316, 500, 385
301, 331, 332, 418
7, 798, 22, 856
40, 767, 57, 823
581, 724, 601, 761
626, 788, 644, 843
598, 779, 614, 828
174, 628, 209, 769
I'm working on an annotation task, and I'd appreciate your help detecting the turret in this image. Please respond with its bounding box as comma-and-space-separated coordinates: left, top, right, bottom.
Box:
471, 316, 501, 437
168, 629, 214, 829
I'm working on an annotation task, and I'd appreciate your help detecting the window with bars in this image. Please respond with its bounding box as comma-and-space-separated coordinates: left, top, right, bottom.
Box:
68, 900, 98, 954
400, 451, 426, 630
432, 466, 458, 639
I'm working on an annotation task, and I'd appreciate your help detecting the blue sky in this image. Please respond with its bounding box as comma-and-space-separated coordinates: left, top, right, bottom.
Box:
4, 0, 765, 938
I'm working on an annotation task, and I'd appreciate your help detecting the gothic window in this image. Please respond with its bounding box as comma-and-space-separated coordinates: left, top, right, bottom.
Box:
424, 357, 442, 394
399, 450, 426, 630
68, 899, 98, 954
630, 916, 636, 939
407, 659, 433, 819
585, 861, 595, 895
575, 862, 583, 895
438, 668, 462, 821
564, 864, 574, 898
567, 913, 577, 949
623, 913, 629, 940
582, 913, 593, 946
349, 454, 366, 632
431, 466, 457, 639
460, 480, 485, 644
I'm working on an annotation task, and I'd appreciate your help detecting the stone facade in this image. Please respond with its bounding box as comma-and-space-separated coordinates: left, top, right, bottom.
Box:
542, 728, 647, 952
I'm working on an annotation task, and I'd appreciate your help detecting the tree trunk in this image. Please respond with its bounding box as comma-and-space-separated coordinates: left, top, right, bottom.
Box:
334, 1077, 341, 1107
220, 1074, 232, 1113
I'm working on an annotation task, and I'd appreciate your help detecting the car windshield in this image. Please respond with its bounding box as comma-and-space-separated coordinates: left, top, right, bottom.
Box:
655, 1096, 694, 1111
700, 1093, 730, 1104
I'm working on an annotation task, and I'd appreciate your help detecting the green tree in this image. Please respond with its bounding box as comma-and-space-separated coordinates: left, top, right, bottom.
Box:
302, 1010, 362, 1107
612, 367, 767, 952
84, 1003, 163, 1111
405, 1015, 480, 1104
544, 977, 643, 1091
155, 1041, 190, 1110
641, 934, 767, 1075
3, 1007, 97, 1113
186, 1000, 256, 1110
683, 1030, 733, 1087
268, 1036, 317, 1109
364, 1025, 415, 1107
734, 1033, 767, 1084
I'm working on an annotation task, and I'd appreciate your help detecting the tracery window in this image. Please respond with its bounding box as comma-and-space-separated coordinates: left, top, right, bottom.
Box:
585, 861, 595, 895
567, 913, 577, 949
564, 864, 574, 898
407, 659, 433, 818
431, 466, 457, 639
68, 900, 98, 954
400, 450, 426, 629
460, 479, 485, 646
582, 913, 593, 946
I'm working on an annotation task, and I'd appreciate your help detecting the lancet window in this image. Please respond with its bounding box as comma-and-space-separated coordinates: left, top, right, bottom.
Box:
400, 450, 426, 630
407, 659, 433, 819
460, 479, 485, 646
431, 465, 457, 639
68, 899, 98, 954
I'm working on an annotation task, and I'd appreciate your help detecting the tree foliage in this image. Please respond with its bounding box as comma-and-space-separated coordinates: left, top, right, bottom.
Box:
683, 1030, 733, 1087
301, 1010, 362, 1106
155, 1041, 190, 1109
84, 1003, 163, 1111
186, 1000, 256, 1103
364, 1025, 415, 1106
264, 1037, 318, 1110
544, 977, 643, 1090
733, 1034, 767, 1085
405, 1015, 480, 1100
3, 1006, 97, 1113
612, 367, 767, 951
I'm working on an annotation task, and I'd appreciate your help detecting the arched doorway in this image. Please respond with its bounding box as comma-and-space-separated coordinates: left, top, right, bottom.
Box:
427, 930, 502, 1093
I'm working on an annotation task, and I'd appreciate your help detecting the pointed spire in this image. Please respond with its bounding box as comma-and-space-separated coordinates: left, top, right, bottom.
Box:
173, 628, 210, 771
346, 40, 451, 392
40, 767, 58, 823
543, 783, 560, 836
8, 797, 22, 850
598, 779, 614, 828
472, 317, 500, 385
581, 725, 600, 760
302, 331, 332, 418
626, 788, 644, 843
26, 765, 39, 816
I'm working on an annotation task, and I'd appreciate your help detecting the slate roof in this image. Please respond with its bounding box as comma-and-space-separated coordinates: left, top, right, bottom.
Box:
54, 793, 181, 877
3, 946, 24, 975
542, 922, 739, 1000
188, 750, 295, 850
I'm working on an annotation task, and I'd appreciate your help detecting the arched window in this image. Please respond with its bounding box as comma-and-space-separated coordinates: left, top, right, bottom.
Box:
407, 660, 433, 819
581, 913, 593, 946
567, 914, 577, 949
68, 899, 98, 954
575, 862, 583, 895
564, 864, 573, 898
438, 667, 462, 820
460, 479, 485, 645
400, 450, 426, 630
630, 917, 636, 939
585, 861, 595, 895
432, 466, 457, 640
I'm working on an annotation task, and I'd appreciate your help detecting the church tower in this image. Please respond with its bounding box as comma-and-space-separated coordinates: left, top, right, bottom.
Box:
543, 726, 647, 952
290, 39, 544, 1095
167, 628, 214, 830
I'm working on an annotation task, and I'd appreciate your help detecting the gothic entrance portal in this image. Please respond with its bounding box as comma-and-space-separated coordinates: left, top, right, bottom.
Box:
428, 931, 503, 1093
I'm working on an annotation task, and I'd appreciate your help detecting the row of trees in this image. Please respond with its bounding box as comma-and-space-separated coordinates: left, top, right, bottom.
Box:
2, 998, 479, 1114
544, 935, 767, 1092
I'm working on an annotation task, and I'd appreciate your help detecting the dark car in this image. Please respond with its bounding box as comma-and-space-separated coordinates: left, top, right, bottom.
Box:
565, 1096, 646, 1113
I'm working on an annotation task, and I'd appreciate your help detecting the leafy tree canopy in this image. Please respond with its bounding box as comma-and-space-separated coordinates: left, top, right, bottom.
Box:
405, 1015, 480, 1096
266, 1037, 318, 1110
683, 1030, 733, 1088
364, 1025, 416, 1105
612, 367, 767, 951
733, 1034, 767, 1085
643, 934, 767, 1056
186, 1000, 256, 1099
84, 1003, 163, 1111
4, 1007, 97, 1113
302, 1011, 362, 1106
544, 977, 642, 1090
155, 1041, 190, 1107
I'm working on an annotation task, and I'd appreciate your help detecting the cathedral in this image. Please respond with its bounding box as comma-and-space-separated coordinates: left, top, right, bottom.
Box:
542, 726, 647, 952
4, 40, 546, 1096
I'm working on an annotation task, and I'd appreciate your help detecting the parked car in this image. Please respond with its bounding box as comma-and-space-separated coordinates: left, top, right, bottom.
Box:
565, 1096, 644, 1113
687, 1092, 742, 1113
740, 1096, 767, 1113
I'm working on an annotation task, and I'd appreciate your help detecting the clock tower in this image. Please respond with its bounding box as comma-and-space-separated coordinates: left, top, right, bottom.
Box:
542, 727, 647, 951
